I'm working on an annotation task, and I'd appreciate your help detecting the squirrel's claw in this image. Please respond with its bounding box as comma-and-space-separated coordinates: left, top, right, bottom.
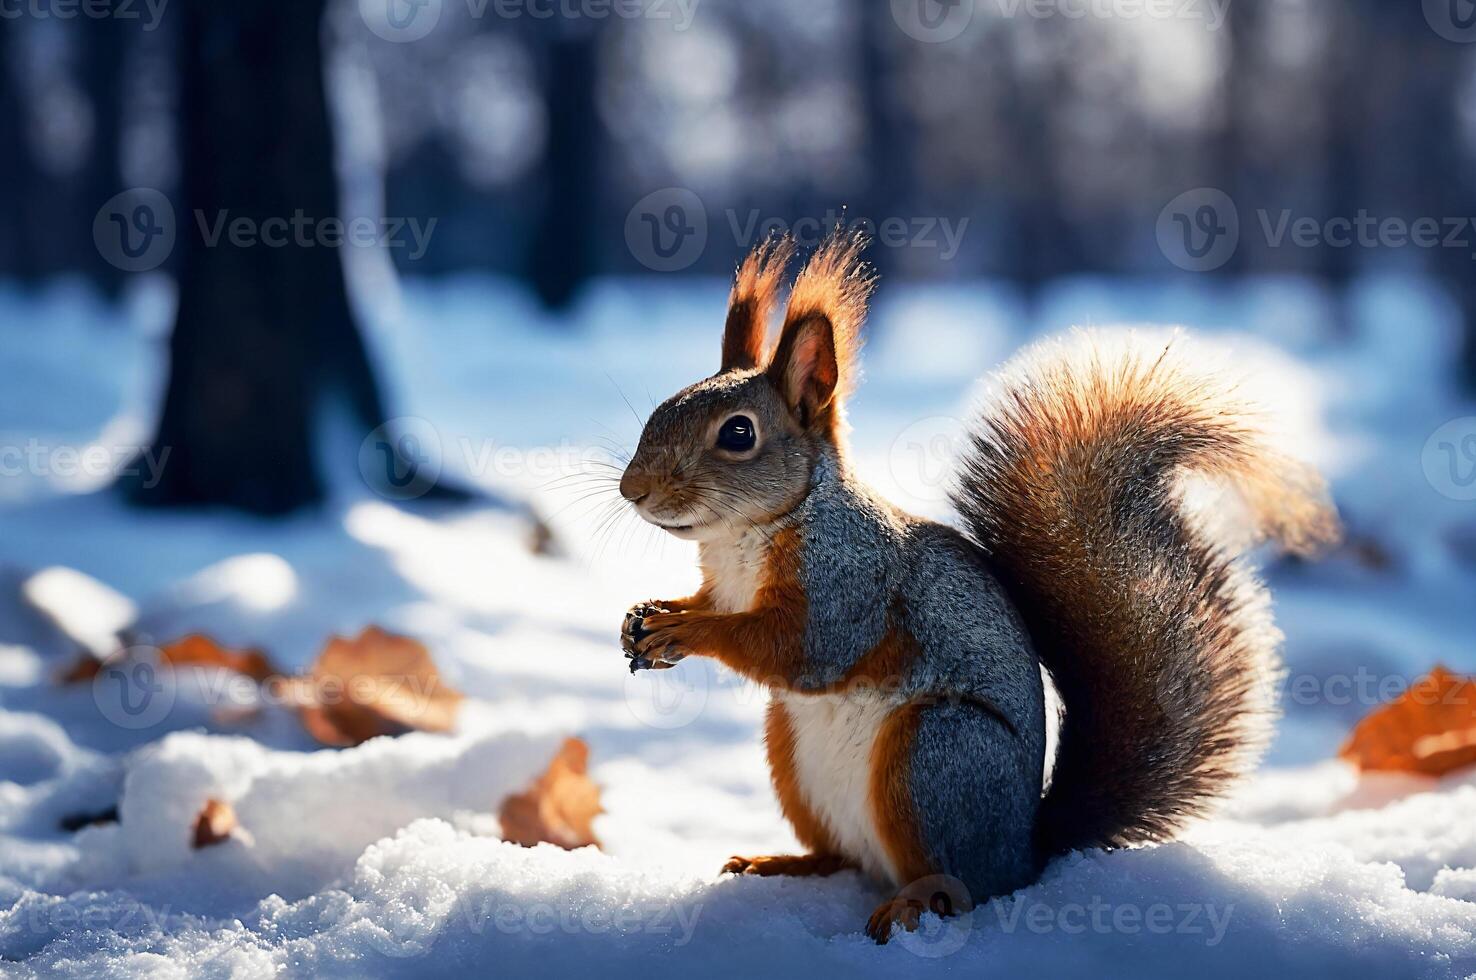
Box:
626, 640, 686, 673
622, 602, 685, 672
627, 652, 682, 673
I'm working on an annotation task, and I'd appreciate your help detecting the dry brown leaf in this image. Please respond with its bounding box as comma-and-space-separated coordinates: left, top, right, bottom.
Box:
56, 652, 107, 684
294, 627, 463, 747
527, 513, 560, 557
192, 799, 236, 848
57, 635, 275, 687
1340, 666, 1476, 776
161, 634, 277, 683
498, 737, 602, 850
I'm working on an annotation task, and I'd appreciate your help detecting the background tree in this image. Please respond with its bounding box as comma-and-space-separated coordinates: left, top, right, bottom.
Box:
527, 22, 600, 311
125, 0, 458, 514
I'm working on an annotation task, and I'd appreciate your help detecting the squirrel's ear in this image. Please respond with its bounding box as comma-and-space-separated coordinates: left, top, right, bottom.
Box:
721, 235, 793, 372
767, 231, 874, 430
769, 314, 839, 427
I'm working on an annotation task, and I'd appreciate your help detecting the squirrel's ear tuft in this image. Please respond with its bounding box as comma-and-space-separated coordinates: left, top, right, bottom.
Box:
767, 230, 875, 428
721, 235, 794, 372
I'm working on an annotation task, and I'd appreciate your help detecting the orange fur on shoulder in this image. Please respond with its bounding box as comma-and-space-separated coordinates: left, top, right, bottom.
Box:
638, 527, 810, 687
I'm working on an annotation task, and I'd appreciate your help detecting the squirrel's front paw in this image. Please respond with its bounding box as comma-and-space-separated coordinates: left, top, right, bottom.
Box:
622, 603, 688, 673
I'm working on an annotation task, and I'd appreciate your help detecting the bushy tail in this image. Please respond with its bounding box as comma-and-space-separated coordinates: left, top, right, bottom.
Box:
951, 330, 1339, 857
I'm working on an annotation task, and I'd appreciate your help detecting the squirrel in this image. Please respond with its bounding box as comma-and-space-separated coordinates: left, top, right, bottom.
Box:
617, 232, 1339, 944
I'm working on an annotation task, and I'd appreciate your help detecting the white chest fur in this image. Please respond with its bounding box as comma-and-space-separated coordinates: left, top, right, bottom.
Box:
699, 527, 769, 614
775, 690, 901, 885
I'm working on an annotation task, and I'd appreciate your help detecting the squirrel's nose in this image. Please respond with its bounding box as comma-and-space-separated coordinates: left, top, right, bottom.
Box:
619, 471, 652, 505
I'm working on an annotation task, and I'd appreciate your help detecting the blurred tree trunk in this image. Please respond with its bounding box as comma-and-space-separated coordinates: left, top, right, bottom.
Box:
126, 0, 454, 514
81, 13, 130, 297
859, 5, 899, 280
0, 21, 43, 283
1318, 3, 1363, 335
1433, 125, 1476, 390
1213, 0, 1256, 278
527, 24, 598, 310
1402, 7, 1476, 389
1002, 23, 1078, 305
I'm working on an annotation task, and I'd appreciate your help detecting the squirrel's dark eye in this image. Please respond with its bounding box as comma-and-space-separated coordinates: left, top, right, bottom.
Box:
716, 415, 757, 453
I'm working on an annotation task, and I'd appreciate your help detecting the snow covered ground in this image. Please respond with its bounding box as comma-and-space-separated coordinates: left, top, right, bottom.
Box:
1, 272, 1475, 978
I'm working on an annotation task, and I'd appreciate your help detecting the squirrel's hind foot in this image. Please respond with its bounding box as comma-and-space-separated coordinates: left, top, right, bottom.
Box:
865, 882, 974, 945
721, 853, 851, 878
865, 896, 930, 945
